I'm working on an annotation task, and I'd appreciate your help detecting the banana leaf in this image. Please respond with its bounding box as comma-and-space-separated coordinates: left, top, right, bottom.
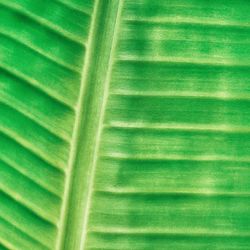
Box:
0, 0, 250, 249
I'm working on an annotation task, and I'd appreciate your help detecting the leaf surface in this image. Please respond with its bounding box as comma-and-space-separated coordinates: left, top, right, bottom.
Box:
1, 0, 250, 249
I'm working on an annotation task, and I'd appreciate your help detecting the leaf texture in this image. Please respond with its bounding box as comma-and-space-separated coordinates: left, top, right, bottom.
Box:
1, 0, 250, 250
0, 0, 94, 249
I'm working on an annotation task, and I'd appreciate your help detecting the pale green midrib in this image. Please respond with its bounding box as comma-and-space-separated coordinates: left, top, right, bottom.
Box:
55, 1, 100, 249
80, 1, 124, 249
56, 1, 123, 250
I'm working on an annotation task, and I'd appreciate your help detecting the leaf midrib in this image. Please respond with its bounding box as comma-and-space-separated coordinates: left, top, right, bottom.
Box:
56, 1, 123, 249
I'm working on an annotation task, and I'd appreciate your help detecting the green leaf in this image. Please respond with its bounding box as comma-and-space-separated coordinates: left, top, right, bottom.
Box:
1, 0, 250, 249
